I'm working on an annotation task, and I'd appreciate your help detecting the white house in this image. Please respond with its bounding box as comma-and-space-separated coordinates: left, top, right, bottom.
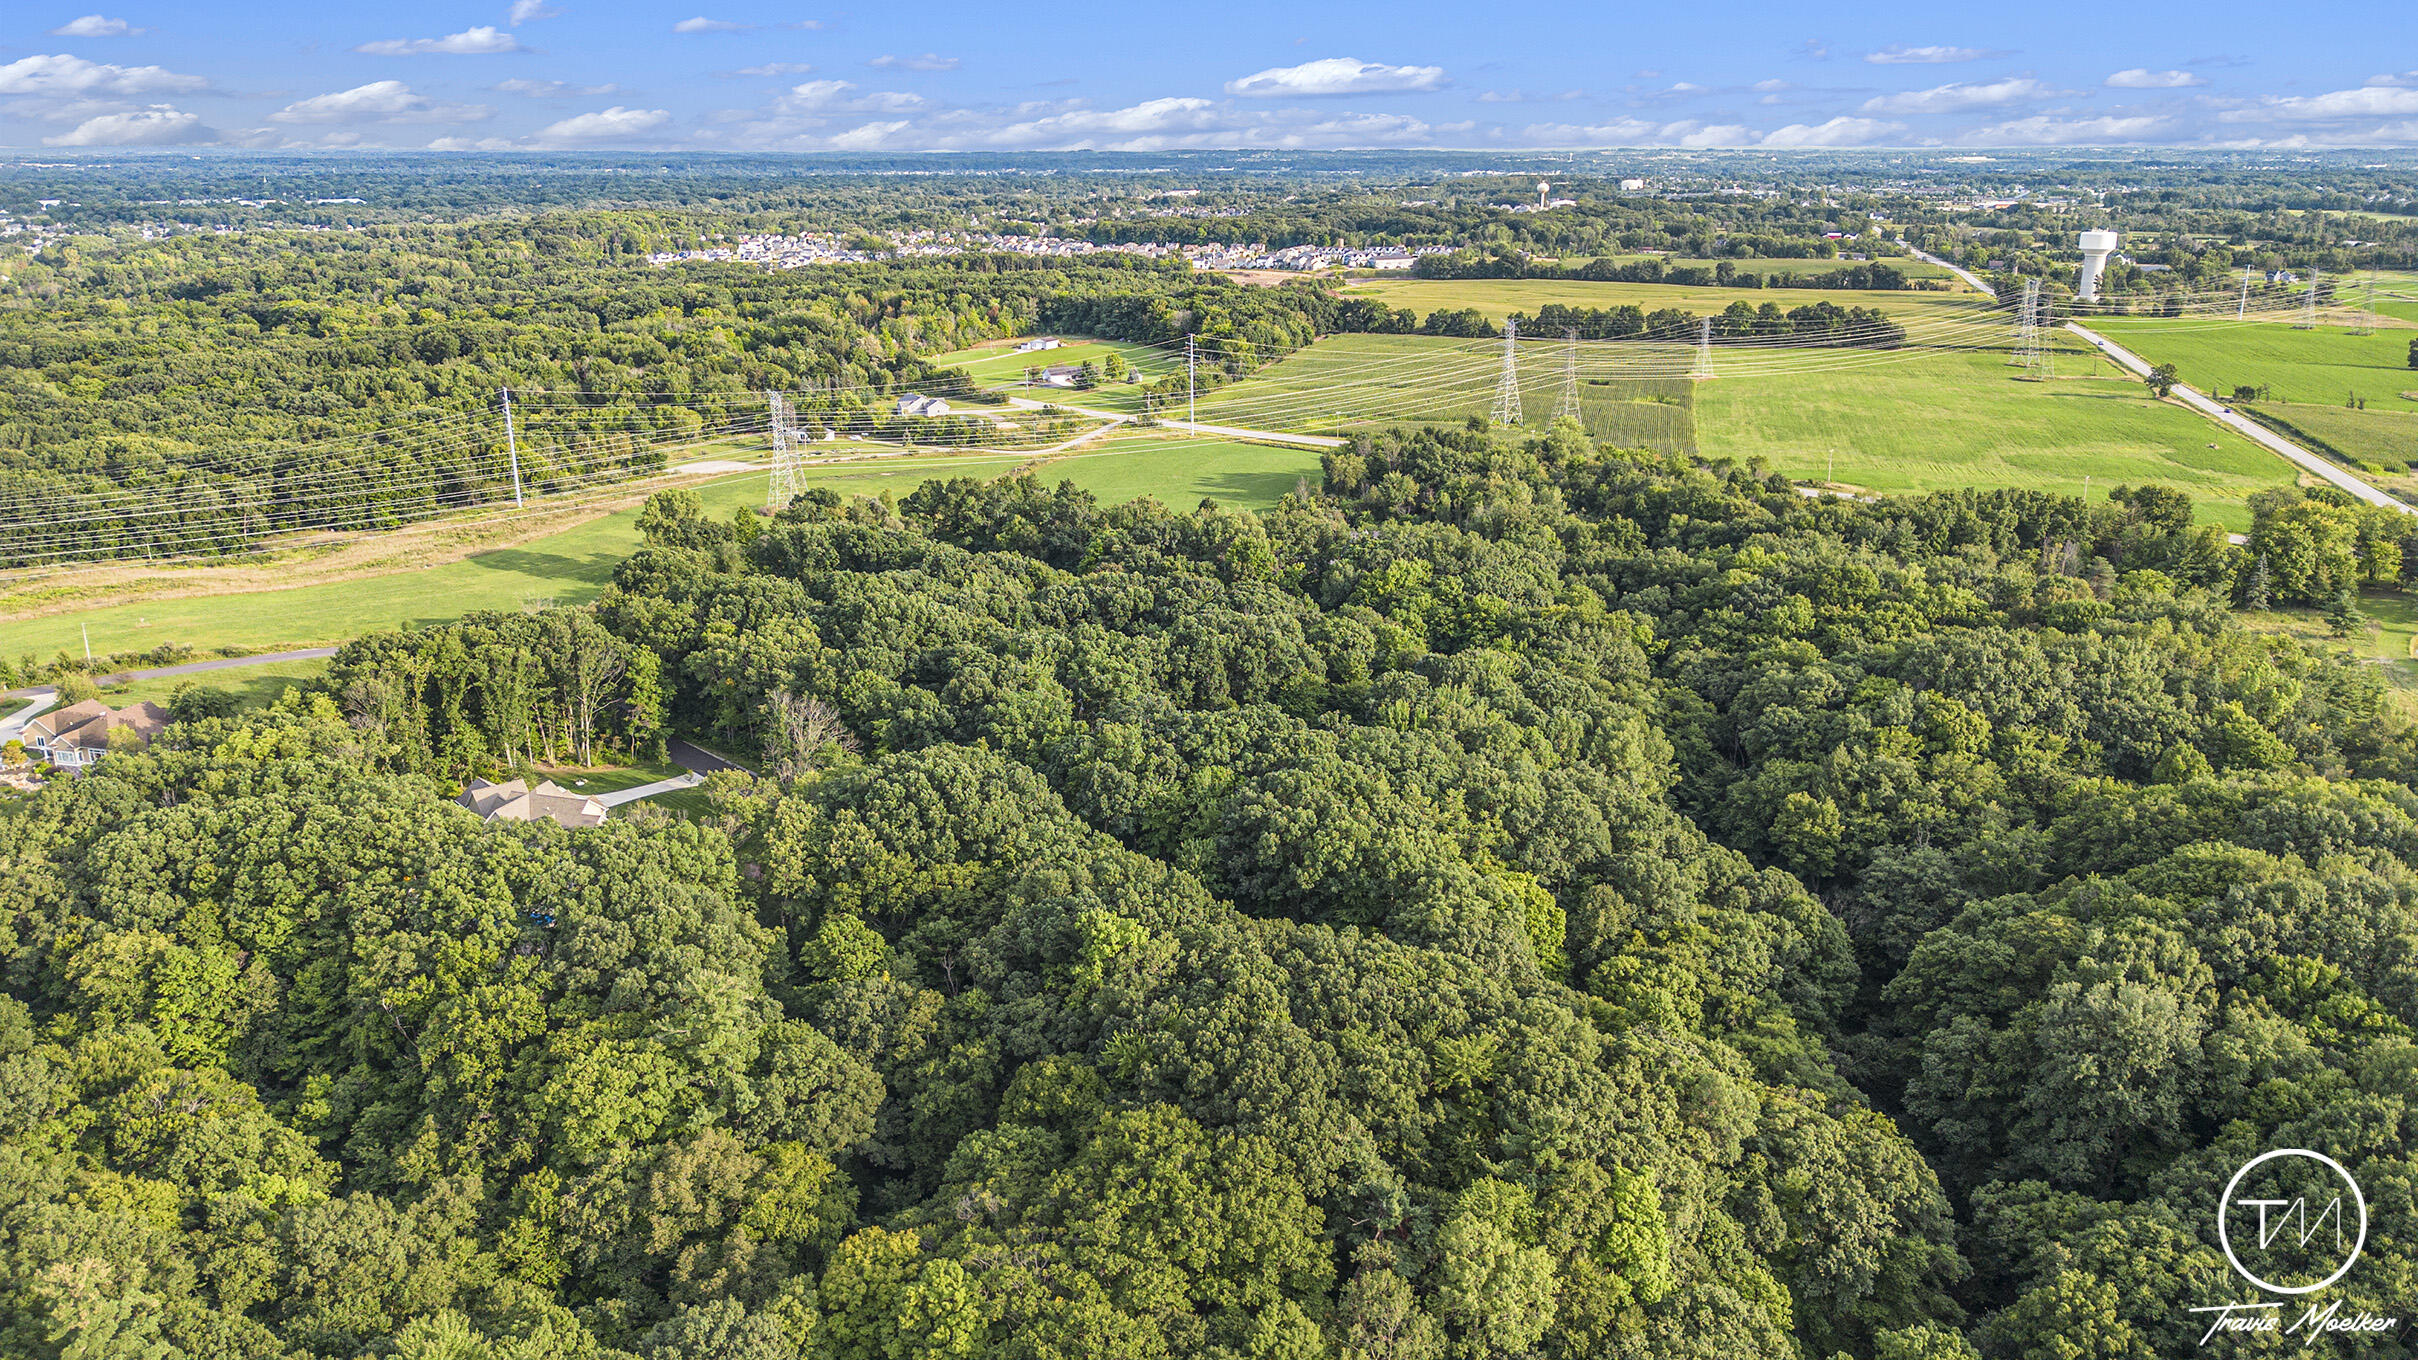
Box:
1014, 336, 1065, 353
1369, 252, 1416, 270
1619, 178, 1647, 192
895, 393, 952, 417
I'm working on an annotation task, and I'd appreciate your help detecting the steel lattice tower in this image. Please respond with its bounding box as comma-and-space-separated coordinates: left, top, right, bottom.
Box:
1691, 317, 1713, 381
2296, 272, 2322, 330
766, 391, 803, 511
1555, 328, 1582, 422
2008, 276, 2036, 368
1490, 319, 1523, 426
2019, 279, 2054, 381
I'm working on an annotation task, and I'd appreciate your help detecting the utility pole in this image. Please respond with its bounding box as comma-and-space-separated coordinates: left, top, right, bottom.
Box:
81, 623, 91, 666
1186, 334, 1197, 426
500, 387, 524, 507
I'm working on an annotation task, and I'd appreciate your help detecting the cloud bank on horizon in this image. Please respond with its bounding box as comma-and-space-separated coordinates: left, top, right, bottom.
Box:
4, 4, 2416, 153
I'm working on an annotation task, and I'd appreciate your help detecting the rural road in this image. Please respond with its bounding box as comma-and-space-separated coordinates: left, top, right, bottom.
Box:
1, 646, 339, 703
1899, 242, 1997, 296
2068, 323, 2413, 515
667, 738, 748, 775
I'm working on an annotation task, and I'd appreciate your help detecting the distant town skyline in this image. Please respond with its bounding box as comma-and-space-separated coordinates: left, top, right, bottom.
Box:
3, 0, 2415, 152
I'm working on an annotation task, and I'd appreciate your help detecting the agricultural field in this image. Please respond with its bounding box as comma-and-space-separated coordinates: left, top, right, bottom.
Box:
1338, 275, 1998, 324
2090, 316, 2418, 405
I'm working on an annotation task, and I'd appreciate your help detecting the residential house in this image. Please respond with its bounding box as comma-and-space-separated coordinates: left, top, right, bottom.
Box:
1013, 336, 1065, 353
894, 393, 952, 417
457, 777, 609, 829
1035, 365, 1084, 388
22, 698, 169, 771
1368, 251, 1416, 270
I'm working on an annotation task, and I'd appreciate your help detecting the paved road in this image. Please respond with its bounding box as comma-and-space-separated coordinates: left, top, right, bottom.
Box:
1898, 242, 1997, 296
1, 646, 339, 703
2068, 323, 2413, 515
668, 737, 749, 775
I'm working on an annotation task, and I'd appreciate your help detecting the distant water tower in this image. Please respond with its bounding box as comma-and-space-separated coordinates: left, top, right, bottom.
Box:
2077, 229, 2119, 300
1537, 180, 1550, 208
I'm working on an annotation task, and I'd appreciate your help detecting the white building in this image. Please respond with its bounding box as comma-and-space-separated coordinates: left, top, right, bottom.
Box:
895, 393, 952, 417
1014, 336, 1064, 353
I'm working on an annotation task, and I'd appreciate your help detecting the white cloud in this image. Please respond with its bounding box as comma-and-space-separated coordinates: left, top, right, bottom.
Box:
48, 15, 145, 37
0, 54, 206, 99
787, 19, 824, 29
673, 17, 751, 33
1225, 56, 1444, 98
1760, 116, 1904, 147
1866, 45, 2000, 65
868, 53, 961, 72
1862, 77, 2057, 114
1961, 114, 2172, 144
508, 0, 561, 22
491, 78, 620, 97
269, 81, 491, 125
2105, 68, 2202, 89
354, 26, 525, 56
735, 63, 816, 77
2228, 85, 2418, 122
767, 80, 923, 114
1751, 79, 1791, 92
532, 106, 671, 143
44, 106, 212, 145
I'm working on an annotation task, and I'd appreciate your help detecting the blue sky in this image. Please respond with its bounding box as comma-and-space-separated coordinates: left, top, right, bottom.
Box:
3, 1, 2415, 152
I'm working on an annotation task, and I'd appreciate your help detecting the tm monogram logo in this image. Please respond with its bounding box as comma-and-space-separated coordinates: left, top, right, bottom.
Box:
2192, 1149, 2397, 1347
2219, 1149, 2367, 1295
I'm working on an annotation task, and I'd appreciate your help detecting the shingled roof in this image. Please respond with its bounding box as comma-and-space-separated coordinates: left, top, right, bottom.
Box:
457, 777, 609, 830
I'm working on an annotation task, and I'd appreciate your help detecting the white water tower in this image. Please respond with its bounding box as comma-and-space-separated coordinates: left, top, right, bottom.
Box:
2077, 229, 2119, 300
1537, 180, 1550, 208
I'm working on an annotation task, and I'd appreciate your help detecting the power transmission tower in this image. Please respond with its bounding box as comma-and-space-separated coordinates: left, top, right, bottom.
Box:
2354, 273, 2379, 336
500, 387, 524, 507
1490, 318, 1523, 426
2019, 278, 2054, 381
2237, 265, 2252, 320
1186, 334, 1197, 426
1554, 328, 1581, 423
2009, 275, 2035, 368
2296, 271, 2321, 330
1691, 316, 1713, 381
766, 390, 803, 511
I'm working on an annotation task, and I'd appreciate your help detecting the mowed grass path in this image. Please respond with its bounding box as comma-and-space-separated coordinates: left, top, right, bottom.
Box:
2092, 318, 2418, 406
0, 432, 1319, 659
1695, 347, 2296, 528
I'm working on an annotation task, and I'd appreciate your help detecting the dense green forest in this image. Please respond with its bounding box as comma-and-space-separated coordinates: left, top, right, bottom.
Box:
8, 420, 2418, 1356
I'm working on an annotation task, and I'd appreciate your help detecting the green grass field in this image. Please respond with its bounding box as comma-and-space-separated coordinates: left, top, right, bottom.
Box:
1198, 333, 2297, 528
2240, 403, 2418, 471
0, 426, 1327, 660
101, 657, 331, 710
1523, 254, 1968, 285
1338, 276, 1997, 325
2091, 317, 2418, 406
1694, 347, 2298, 529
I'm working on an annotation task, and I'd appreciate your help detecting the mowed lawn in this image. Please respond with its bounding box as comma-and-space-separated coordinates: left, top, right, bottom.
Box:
931, 337, 1179, 414
1339, 276, 1997, 325
1695, 346, 2299, 528
2091, 318, 2418, 406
